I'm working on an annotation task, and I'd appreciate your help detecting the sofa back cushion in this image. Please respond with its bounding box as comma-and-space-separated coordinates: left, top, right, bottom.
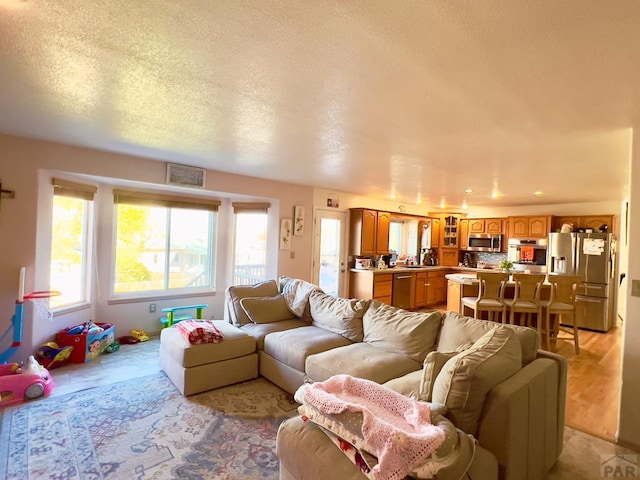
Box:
362, 301, 442, 363
432, 326, 522, 436
437, 311, 539, 365
240, 295, 297, 324
225, 280, 280, 326
309, 291, 370, 342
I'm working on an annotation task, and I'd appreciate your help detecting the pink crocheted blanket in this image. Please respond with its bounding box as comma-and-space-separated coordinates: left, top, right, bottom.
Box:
302, 374, 445, 480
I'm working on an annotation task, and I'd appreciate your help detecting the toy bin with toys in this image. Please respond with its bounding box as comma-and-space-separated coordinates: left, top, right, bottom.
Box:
57, 322, 116, 363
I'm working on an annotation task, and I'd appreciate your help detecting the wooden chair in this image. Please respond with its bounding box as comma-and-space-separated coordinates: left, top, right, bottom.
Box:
461, 271, 509, 323
540, 274, 582, 353
503, 273, 546, 327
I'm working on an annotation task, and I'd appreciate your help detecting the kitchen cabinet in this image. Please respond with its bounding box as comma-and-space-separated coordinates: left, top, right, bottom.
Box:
435, 214, 460, 267
552, 215, 615, 233
485, 218, 505, 234
446, 279, 479, 313
414, 271, 428, 308
459, 220, 469, 250
349, 208, 391, 255
427, 271, 446, 306
430, 217, 441, 247
373, 273, 393, 304
349, 271, 393, 305
507, 215, 552, 238
468, 219, 485, 234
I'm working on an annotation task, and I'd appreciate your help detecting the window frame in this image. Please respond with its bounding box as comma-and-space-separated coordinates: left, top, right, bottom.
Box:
50, 178, 96, 311
231, 202, 270, 286
111, 189, 220, 300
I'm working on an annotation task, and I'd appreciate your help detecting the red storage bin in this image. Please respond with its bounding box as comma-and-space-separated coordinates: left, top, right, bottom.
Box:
57, 323, 116, 363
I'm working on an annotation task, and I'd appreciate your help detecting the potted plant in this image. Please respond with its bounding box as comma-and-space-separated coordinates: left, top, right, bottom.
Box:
499, 259, 514, 272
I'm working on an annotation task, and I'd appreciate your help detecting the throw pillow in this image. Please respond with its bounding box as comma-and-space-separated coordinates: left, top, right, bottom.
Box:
240, 295, 296, 324
226, 280, 279, 326
431, 326, 522, 436
362, 301, 442, 363
309, 291, 370, 342
419, 351, 458, 402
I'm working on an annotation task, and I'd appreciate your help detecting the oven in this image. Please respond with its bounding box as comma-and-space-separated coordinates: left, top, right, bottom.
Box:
507, 238, 548, 272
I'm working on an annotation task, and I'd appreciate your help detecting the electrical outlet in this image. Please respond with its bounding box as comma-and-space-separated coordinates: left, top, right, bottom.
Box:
632, 280, 640, 297
149, 303, 156, 313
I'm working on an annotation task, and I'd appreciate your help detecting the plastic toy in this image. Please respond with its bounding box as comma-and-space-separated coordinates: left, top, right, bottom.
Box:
35, 342, 73, 369
0, 268, 59, 406
105, 342, 120, 354
0, 355, 55, 406
130, 329, 149, 342
118, 335, 139, 344
160, 304, 208, 328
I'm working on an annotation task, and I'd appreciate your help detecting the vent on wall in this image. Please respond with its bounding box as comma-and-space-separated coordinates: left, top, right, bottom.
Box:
166, 163, 206, 188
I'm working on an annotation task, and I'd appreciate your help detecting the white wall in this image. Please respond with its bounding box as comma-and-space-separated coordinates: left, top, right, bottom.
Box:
617, 129, 640, 449
0, 134, 314, 360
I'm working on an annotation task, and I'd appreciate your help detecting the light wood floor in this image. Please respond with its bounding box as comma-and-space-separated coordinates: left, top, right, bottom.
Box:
550, 319, 622, 441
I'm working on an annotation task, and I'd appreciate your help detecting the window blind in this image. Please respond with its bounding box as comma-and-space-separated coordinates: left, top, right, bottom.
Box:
52, 178, 97, 201
232, 202, 271, 213
114, 190, 221, 212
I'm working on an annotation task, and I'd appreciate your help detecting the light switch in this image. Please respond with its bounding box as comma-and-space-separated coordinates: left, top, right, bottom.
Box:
290, 251, 295, 259
632, 280, 640, 297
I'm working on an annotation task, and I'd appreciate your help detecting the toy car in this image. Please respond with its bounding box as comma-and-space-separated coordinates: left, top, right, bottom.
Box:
105, 342, 120, 353
0, 356, 54, 407
130, 329, 149, 342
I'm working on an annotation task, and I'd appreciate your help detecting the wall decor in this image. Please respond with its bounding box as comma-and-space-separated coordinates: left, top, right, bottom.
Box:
294, 205, 305, 236
326, 195, 339, 208
280, 218, 292, 250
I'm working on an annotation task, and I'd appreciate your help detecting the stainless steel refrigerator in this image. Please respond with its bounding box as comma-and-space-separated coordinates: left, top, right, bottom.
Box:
547, 232, 617, 332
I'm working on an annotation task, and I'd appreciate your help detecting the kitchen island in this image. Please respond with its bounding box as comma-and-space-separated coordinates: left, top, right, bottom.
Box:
349, 265, 478, 309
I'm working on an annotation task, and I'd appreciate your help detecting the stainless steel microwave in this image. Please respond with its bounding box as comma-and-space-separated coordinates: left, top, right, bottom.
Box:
467, 234, 502, 252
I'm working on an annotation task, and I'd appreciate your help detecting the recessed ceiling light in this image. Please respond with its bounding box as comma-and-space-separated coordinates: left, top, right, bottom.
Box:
390, 193, 397, 200
534, 191, 544, 197
461, 200, 468, 209
439, 197, 446, 209
491, 191, 501, 199
464, 189, 473, 194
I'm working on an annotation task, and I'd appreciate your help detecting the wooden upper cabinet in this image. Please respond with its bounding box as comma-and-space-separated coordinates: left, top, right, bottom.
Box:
459, 219, 469, 249
468, 219, 485, 234
431, 217, 441, 247
553, 215, 614, 232
508, 215, 552, 238
376, 211, 391, 254
441, 215, 459, 248
485, 218, 504, 234
349, 208, 391, 256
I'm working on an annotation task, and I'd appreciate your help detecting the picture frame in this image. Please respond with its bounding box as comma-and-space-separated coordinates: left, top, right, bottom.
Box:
294, 205, 305, 236
280, 218, 292, 250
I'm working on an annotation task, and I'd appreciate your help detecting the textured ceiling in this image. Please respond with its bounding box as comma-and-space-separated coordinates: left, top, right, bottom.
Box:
0, 0, 638, 208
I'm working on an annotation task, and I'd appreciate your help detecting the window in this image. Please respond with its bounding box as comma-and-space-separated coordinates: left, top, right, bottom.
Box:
50, 179, 96, 309
232, 202, 270, 285
113, 190, 219, 296
388, 221, 403, 254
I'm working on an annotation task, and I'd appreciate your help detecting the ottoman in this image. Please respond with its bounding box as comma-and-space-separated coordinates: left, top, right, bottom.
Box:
160, 320, 258, 395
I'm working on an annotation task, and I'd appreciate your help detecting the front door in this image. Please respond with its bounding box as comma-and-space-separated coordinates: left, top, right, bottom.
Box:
312, 209, 347, 297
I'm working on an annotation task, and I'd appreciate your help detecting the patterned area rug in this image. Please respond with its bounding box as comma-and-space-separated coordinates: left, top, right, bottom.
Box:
0, 374, 299, 479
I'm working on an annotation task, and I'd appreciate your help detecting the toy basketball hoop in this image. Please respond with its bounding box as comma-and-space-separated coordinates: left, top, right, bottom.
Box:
24, 291, 61, 322
0, 268, 62, 364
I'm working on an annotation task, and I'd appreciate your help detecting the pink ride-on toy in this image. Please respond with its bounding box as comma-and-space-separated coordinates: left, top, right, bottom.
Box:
0, 268, 59, 406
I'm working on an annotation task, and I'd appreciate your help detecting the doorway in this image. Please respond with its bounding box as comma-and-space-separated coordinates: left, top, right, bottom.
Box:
312, 209, 347, 297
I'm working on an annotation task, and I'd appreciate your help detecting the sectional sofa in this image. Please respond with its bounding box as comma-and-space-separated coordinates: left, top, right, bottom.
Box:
224, 278, 568, 480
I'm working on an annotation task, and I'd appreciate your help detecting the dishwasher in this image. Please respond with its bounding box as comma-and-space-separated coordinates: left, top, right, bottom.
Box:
392, 273, 412, 309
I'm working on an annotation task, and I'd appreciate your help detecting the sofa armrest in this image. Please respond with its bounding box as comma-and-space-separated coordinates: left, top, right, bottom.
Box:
476, 356, 566, 480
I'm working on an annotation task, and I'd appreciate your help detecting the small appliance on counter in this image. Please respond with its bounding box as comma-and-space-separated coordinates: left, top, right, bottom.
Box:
354, 257, 372, 270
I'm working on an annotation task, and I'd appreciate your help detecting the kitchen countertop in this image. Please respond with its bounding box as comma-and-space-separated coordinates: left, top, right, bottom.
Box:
350, 266, 482, 274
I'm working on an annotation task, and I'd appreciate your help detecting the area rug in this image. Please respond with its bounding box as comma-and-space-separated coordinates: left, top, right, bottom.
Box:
0, 373, 299, 480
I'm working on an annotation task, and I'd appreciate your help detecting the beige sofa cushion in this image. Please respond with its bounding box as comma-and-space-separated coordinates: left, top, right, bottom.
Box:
305, 343, 421, 385
362, 301, 442, 363
432, 326, 522, 436
263, 326, 352, 371
239, 319, 308, 349
437, 311, 539, 365
240, 294, 296, 324
309, 291, 370, 342
420, 351, 458, 401
226, 280, 280, 326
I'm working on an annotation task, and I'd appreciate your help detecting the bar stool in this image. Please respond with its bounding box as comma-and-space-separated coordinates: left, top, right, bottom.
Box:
461, 271, 509, 323
503, 273, 546, 326
540, 274, 582, 353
